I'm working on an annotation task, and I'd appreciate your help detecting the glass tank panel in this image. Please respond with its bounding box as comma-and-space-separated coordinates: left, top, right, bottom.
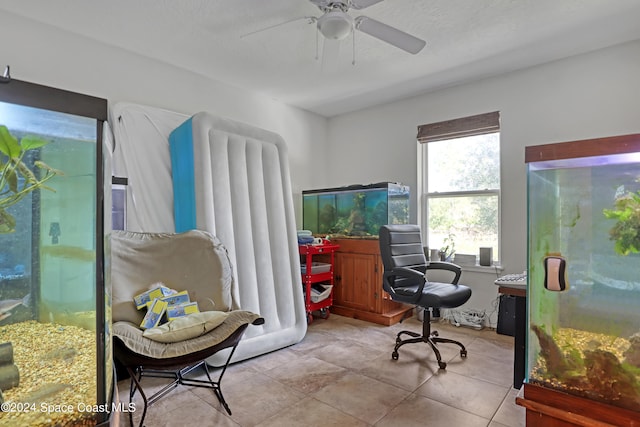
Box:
302, 182, 410, 237
0, 82, 109, 426
527, 145, 640, 413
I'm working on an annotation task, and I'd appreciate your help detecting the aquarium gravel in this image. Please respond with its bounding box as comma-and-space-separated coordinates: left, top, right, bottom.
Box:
0, 320, 97, 426
530, 326, 640, 412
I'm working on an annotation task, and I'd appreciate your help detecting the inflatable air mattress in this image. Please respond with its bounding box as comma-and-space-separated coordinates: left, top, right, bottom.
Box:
169, 112, 307, 365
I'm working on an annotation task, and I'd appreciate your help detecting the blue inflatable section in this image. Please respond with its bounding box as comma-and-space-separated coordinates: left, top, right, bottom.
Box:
169, 117, 197, 232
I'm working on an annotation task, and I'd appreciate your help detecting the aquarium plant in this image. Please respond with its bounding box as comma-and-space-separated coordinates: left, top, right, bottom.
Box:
603, 190, 640, 256
0, 125, 59, 233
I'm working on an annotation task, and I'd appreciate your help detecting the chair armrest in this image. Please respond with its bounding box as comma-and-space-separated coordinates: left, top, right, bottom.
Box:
426, 261, 462, 284
393, 266, 429, 279
384, 266, 428, 299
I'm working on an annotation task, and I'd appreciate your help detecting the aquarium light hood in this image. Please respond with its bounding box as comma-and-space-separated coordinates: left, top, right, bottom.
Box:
528, 152, 640, 171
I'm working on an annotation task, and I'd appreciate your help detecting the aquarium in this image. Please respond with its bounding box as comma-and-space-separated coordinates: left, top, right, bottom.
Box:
526, 137, 640, 413
302, 182, 410, 237
0, 80, 111, 426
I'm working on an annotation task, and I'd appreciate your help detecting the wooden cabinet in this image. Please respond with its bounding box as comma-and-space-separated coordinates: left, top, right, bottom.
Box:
330, 238, 412, 326
334, 251, 377, 313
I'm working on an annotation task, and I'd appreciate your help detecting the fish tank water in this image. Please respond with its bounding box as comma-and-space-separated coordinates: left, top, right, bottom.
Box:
302, 182, 410, 237
0, 80, 111, 426
526, 136, 640, 413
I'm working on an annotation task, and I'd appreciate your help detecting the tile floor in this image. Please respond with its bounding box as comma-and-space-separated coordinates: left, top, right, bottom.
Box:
116, 314, 526, 427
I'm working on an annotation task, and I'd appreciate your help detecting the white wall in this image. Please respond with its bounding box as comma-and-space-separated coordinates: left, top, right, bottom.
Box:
4, 9, 639, 327
0, 11, 327, 224
326, 39, 640, 324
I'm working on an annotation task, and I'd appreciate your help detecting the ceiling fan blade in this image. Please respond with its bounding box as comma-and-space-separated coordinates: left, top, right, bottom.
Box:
240, 16, 316, 38
350, 0, 384, 10
355, 16, 425, 54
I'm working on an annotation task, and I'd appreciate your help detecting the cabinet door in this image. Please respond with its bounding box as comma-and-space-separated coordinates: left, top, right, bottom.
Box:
334, 252, 377, 312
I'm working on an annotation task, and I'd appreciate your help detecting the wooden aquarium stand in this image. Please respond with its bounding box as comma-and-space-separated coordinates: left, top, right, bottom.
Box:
516, 382, 640, 426
330, 238, 413, 326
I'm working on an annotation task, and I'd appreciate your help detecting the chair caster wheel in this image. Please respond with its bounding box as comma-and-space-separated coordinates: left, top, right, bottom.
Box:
438, 361, 447, 370
460, 350, 467, 358
396, 337, 402, 345
432, 331, 439, 337
392, 351, 399, 360
319, 308, 330, 319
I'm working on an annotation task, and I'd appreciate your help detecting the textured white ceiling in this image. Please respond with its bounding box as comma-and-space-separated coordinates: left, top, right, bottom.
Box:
2, 0, 640, 117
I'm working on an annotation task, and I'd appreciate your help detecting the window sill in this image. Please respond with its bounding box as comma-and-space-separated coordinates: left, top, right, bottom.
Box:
459, 264, 504, 274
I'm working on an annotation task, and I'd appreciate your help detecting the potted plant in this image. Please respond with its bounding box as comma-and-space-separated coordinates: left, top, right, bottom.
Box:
438, 232, 456, 261
0, 125, 60, 233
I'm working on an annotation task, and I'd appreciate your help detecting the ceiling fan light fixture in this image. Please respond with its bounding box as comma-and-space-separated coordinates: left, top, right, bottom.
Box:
317, 10, 353, 40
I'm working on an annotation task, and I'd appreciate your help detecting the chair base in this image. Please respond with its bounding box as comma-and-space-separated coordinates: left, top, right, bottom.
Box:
391, 310, 467, 370
127, 356, 234, 427
115, 318, 263, 427
127, 360, 231, 427
122, 334, 244, 427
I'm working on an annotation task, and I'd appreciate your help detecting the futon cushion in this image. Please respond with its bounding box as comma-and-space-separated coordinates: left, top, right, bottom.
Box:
113, 310, 261, 359
142, 311, 229, 343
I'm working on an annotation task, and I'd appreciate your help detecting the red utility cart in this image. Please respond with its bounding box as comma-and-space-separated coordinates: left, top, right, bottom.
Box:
299, 241, 339, 324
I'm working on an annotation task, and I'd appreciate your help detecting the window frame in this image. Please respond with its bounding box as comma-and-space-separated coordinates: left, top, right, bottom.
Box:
417, 112, 501, 266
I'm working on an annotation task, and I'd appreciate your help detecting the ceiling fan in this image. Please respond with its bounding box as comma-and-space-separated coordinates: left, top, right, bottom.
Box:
243, 0, 426, 57
309, 0, 426, 54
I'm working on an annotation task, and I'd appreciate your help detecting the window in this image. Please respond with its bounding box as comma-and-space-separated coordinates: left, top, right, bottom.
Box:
417, 112, 500, 264
111, 176, 128, 230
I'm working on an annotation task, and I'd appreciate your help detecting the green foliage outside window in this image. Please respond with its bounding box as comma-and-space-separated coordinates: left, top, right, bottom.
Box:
427, 133, 500, 257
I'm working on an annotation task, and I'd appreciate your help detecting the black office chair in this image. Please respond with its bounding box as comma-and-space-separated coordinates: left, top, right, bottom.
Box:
379, 224, 472, 369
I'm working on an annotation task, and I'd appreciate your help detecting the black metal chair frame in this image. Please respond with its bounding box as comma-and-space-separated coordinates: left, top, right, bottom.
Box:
115, 317, 264, 427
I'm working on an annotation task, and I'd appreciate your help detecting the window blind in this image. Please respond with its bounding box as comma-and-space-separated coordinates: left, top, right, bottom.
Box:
417, 111, 500, 143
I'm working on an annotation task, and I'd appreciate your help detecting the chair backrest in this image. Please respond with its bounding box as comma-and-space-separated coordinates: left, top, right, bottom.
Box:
379, 224, 427, 290
379, 224, 427, 269
111, 229, 239, 325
